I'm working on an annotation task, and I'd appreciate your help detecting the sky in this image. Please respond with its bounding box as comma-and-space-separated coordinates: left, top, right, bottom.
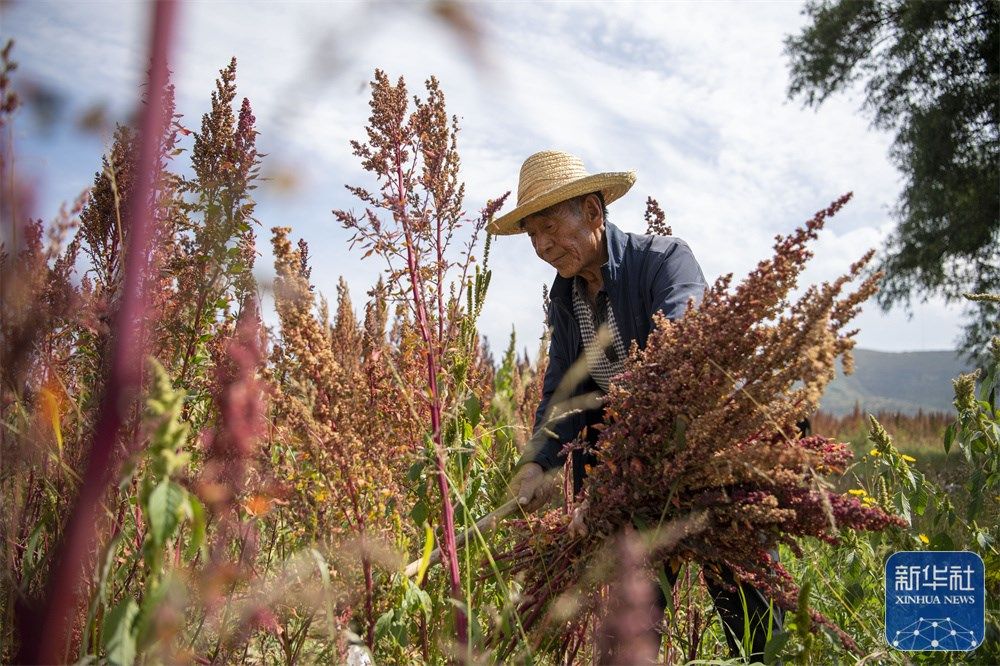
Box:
3, 0, 965, 360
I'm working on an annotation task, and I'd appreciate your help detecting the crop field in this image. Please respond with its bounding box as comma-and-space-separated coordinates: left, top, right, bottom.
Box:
1, 5, 998, 665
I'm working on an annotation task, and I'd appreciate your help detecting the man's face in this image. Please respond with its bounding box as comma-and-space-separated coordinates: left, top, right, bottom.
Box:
522, 195, 605, 279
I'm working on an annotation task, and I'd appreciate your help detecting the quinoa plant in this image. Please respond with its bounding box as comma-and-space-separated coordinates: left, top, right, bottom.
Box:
643, 196, 671, 237
0, 25, 281, 658
7, 7, 179, 658
268, 226, 416, 653
169, 57, 260, 393
333, 69, 507, 652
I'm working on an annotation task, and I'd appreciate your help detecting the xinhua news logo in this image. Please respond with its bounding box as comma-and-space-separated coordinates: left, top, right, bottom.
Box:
885, 551, 985, 651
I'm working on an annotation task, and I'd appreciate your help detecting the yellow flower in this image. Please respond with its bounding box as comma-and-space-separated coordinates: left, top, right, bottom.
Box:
869, 448, 881, 457
901, 454, 916, 463
848, 489, 867, 497
918, 533, 929, 545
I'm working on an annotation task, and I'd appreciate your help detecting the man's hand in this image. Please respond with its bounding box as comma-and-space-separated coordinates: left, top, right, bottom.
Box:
508, 462, 556, 513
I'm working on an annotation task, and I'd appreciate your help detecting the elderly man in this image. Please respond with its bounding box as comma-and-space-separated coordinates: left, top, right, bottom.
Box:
489, 150, 782, 663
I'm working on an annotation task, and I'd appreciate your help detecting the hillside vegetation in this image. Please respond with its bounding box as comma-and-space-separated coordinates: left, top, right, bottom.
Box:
820, 349, 973, 416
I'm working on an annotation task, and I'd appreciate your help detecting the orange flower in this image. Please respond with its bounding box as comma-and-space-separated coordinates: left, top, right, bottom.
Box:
244, 494, 272, 517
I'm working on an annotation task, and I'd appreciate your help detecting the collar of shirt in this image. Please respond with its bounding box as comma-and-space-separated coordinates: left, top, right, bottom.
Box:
573, 261, 610, 298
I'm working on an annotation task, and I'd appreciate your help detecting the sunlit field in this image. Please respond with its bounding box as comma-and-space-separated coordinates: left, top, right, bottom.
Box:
2, 3, 997, 664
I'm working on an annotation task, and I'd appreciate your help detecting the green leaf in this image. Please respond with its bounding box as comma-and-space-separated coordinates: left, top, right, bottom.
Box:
410, 500, 428, 528
403, 578, 422, 611
375, 608, 393, 641
102, 597, 139, 666
943, 422, 955, 453
478, 431, 493, 453
967, 487, 984, 523
463, 476, 482, 509
463, 395, 481, 427
394, 620, 409, 647
374, 606, 408, 646
894, 491, 911, 524
147, 480, 186, 547
910, 482, 929, 517
763, 630, 791, 664
455, 448, 470, 478
657, 568, 675, 615
184, 494, 206, 561
407, 460, 425, 482
930, 532, 955, 551
24, 524, 44, 570
844, 582, 865, 608
416, 588, 433, 620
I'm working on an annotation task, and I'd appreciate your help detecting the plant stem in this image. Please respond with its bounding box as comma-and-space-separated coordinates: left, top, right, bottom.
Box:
394, 140, 465, 645
21, 3, 178, 661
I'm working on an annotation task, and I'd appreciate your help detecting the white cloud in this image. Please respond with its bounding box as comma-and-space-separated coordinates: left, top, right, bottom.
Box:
4, 0, 968, 360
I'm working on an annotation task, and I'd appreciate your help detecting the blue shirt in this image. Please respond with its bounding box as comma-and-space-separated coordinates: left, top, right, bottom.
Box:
522, 220, 708, 471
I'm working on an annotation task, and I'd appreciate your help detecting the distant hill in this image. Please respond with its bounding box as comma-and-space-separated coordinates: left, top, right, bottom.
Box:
818, 349, 974, 417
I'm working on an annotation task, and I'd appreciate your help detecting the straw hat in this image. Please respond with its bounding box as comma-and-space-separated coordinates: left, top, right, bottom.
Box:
488, 150, 636, 235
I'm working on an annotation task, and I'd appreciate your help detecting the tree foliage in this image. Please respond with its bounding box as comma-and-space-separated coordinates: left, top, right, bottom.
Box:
785, 0, 999, 357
